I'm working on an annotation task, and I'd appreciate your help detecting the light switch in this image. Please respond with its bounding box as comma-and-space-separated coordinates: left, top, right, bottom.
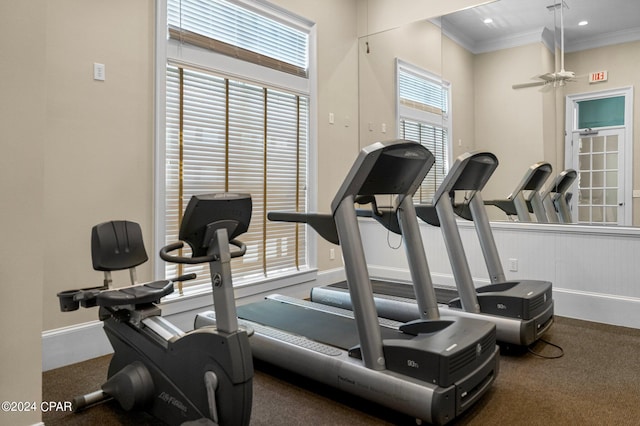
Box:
94, 63, 105, 81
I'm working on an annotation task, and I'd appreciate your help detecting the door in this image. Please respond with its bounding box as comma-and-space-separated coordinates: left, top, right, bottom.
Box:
571, 128, 625, 225
565, 88, 633, 226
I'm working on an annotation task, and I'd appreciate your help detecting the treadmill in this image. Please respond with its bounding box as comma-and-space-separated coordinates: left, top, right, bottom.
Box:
312, 151, 554, 346
540, 169, 577, 224
484, 161, 553, 222
195, 140, 499, 425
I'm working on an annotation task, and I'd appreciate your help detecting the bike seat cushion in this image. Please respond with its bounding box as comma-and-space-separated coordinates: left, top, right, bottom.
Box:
96, 280, 174, 307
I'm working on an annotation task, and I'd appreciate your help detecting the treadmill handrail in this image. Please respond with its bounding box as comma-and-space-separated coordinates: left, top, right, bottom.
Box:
541, 169, 577, 198
330, 140, 435, 213
508, 161, 553, 197
540, 169, 577, 224
432, 151, 498, 205
267, 212, 339, 245
414, 204, 440, 227
428, 152, 501, 314
484, 161, 553, 222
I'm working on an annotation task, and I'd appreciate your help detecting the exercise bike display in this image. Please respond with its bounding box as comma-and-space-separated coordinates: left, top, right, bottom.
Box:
56, 193, 254, 425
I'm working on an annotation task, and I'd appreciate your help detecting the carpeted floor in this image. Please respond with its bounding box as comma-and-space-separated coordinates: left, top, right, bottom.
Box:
43, 316, 640, 425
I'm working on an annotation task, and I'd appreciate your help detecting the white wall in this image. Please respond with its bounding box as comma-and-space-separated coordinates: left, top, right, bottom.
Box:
358, 20, 442, 148
272, 0, 361, 271
473, 43, 553, 202
361, 219, 640, 329
0, 1, 46, 424
43, 0, 155, 331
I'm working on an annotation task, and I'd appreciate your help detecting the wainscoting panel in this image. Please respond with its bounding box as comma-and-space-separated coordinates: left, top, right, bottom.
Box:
360, 218, 640, 329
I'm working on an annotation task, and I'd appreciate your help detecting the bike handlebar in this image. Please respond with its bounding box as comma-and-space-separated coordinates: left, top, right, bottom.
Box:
159, 240, 247, 265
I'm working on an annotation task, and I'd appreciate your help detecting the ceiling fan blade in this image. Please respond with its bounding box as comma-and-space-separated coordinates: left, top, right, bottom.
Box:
538, 73, 556, 82
512, 81, 546, 89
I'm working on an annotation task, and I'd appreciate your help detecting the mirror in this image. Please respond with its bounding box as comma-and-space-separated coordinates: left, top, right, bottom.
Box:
440, 0, 640, 225
359, 0, 640, 225
358, 19, 442, 150
441, 0, 559, 219
357, 0, 487, 152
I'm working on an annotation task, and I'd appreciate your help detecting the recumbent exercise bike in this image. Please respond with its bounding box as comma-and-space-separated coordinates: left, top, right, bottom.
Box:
57, 193, 254, 425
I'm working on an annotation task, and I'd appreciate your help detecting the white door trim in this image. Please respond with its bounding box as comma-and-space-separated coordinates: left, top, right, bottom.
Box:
564, 86, 634, 225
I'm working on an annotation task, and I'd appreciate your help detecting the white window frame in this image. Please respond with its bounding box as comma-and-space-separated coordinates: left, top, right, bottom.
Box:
153, 0, 318, 297
396, 58, 452, 201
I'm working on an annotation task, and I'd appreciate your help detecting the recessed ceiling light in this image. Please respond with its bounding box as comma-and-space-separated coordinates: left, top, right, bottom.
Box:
483, 18, 493, 24
578, 20, 588, 26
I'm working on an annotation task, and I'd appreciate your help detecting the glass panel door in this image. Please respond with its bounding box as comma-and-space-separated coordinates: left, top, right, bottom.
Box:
565, 88, 632, 226
574, 129, 624, 225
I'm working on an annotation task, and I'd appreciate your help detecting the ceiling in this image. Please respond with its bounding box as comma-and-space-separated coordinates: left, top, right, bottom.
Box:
440, 0, 640, 54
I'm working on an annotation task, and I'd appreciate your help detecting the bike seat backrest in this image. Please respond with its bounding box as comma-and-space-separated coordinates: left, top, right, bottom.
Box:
91, 220, 148, 272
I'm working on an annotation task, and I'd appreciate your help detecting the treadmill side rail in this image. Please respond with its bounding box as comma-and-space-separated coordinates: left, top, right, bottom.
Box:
195, 308, 499, 426
311, 283, 554, 347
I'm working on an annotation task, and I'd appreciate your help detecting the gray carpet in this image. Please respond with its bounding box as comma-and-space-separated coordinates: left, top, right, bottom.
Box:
43, 316, 640, 425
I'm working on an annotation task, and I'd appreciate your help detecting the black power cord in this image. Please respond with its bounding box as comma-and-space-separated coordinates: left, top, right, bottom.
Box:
527, 338, 565, 359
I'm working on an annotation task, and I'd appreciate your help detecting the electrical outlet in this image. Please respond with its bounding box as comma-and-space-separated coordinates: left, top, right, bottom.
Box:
330, 248, 335, 260
509, 258, 518, 272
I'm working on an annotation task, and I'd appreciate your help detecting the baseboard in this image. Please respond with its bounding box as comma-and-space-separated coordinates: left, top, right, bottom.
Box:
552, 288, 640, 329
42, 320, 112, 372
42, 267, 346, 371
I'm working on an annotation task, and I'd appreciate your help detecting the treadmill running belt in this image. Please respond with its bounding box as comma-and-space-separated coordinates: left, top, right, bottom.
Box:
327, 280, 459, 305
238, 299, 412, 351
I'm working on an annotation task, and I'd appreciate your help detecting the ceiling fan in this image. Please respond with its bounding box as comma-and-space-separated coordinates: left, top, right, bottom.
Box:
513, 1, 577, 90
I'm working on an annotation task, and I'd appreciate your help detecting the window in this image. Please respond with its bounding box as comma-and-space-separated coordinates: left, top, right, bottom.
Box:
577, 96, 625, 129
156, 0, 314, 293
396, 59, 450, 203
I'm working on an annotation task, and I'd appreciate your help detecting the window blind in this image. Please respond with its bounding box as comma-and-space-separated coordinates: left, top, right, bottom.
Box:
165, 65, 308, 291
400, 119, 448, 203
398, 68, 448, 116
160, 0, 311, 292
167, 0, 309, 77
